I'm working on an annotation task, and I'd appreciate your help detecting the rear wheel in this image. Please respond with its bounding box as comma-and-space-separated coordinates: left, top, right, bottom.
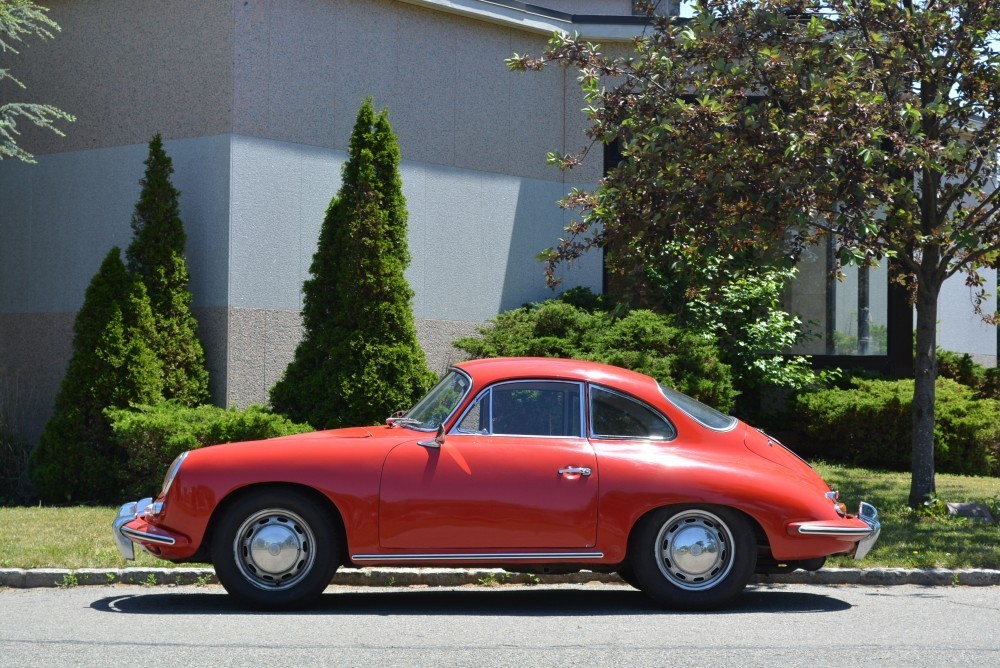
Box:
211, 489, 339, 610
630, 505, 755, 610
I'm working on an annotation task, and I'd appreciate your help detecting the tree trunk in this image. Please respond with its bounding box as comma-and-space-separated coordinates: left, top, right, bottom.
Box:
909, 278, 940, 507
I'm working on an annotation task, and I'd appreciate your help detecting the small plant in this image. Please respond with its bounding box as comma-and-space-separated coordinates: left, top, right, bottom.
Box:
386, 576, 397, 587
918, 495, 951, 521
477, 572, 508, 587
524, 573, 541, 586
195, 573, 213, 587
106, 572, 116, 585
59, 572, 78, 588
141, 573, 158, 587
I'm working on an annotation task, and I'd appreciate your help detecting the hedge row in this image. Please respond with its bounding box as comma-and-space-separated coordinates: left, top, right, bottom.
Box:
105, 402, 313, 498
790, 377, 1000, 476
454, 294, 736, 412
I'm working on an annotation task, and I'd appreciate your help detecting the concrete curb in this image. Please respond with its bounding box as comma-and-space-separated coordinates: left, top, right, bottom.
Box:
2, 566, 999, 589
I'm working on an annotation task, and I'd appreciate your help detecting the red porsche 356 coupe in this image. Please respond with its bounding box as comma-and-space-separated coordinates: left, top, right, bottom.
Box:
114, 357, 879, 610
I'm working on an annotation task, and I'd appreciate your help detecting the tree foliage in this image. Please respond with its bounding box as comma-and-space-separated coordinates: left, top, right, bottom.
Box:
455, 290, 736, 412
29, 248, 164, 502
270, 99, 436, 428
510, 0, 1000, 504
0, 0, 74, 162
125, 134, 209, 406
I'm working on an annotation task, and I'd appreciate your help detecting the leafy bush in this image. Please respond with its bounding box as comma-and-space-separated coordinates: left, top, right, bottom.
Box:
29, 249, 166, 503
125, 134, 209, 405
455, 292, 735, 412
685, 265, 817, 398
936, 348, 1000, 400
791, 377, 1000, 476
270, 99, 435, 428
105, 402, 313, 498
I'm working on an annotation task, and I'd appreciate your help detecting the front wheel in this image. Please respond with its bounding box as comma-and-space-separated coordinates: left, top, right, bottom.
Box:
211, 489, 340, 610
629, 505, 755, 610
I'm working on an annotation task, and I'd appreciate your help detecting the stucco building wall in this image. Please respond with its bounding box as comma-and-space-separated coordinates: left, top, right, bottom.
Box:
0, 0, 621, 442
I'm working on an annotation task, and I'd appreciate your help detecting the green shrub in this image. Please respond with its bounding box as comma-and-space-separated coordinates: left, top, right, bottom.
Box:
936, 348, 1000, 401
30, 249, 165, 503
270, 99, 435, 428
105, 402, 313, 498
455, 293, 735, 412
125, 134, 209, 406
791, 377, 1000, 476
936, 349, 985, 390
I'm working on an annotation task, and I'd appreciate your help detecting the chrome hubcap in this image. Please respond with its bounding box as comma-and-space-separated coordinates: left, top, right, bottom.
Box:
655, 510, 734, 591
234, 508, 315, 591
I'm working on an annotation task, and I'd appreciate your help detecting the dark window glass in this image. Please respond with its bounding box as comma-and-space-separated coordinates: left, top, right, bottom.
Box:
658, 384, 737, 431
591, 386, 675, 440
456, 394, 489, 435
489, 382, 582, 437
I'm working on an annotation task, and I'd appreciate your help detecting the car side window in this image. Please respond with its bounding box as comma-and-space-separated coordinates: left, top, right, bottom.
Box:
590, 386, 676, 440
456, 394, 489, 434
456, 381, 583, 437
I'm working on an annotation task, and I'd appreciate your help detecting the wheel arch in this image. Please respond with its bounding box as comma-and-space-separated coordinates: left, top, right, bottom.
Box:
202, 482, 349, 567
625, 502, 771, 562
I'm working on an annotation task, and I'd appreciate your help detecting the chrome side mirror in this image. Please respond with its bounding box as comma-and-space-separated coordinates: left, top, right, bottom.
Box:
418, 425, 445, 449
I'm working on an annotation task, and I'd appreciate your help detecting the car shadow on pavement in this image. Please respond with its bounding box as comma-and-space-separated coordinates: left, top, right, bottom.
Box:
90, 585, 851, 616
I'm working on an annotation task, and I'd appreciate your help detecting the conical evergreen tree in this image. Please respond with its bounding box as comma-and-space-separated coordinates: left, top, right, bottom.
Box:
29, 248, 164, 502
125, 134, 209, 405
270, 99, 436, 428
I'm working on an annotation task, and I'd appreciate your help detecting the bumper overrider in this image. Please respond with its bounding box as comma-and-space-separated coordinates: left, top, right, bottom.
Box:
789, 501, 882, 560
113, 497, 189, 560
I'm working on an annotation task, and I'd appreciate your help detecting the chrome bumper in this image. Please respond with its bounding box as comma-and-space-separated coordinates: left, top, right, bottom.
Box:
853, 501, 881, 560
794, 501, 881, 560
113, 497, 177, 560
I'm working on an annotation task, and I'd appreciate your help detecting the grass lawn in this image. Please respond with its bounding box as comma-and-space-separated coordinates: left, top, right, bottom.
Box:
0, 506, 205, 570
1, 464, 998, 571
815, 462, 1000, 569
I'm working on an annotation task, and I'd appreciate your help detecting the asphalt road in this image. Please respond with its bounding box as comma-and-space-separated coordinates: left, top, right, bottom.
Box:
1, 582, 998, 667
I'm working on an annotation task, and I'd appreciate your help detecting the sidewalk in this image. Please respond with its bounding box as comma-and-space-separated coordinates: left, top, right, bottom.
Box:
2, 566, 999, 588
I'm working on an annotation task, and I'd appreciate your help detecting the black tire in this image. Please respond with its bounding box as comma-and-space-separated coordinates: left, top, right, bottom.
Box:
211, 489, 340, 610
616, 565, 642, 590
629, 505, 756, 611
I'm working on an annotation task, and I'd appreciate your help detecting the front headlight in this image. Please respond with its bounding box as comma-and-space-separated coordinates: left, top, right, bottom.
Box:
144, 452, 188, 520
160, 451, 188, 498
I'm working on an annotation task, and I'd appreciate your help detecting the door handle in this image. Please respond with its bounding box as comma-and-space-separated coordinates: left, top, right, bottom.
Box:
558, 466, 592, 477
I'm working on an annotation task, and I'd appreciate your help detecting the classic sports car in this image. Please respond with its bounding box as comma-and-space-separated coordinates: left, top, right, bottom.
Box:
114, 357, 879, 610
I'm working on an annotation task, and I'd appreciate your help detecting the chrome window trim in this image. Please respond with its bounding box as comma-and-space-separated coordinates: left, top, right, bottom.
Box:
588, 384, 677, 441
408, 367, 474, 432
658, 383, 738, 433
448, 379, 586, 439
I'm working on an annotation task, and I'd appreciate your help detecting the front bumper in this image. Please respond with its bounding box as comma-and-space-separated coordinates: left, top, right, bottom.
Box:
113, 498, 184, 560
790, 501, 882, 560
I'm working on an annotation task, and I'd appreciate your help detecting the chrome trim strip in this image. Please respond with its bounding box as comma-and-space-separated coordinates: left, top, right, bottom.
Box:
351, 552, 604, 562
797, 525, 873, 537
120, 526, 177, 546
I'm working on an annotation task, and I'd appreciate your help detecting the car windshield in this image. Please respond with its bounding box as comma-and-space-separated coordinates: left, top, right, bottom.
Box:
658, 383, 738, 432
398, 370, 471, 431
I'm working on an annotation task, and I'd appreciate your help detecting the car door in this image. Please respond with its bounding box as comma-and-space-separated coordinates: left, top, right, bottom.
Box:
379, 380, 599, 549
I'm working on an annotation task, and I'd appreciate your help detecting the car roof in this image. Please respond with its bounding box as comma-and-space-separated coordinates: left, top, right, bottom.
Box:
453, 357, 660, 395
